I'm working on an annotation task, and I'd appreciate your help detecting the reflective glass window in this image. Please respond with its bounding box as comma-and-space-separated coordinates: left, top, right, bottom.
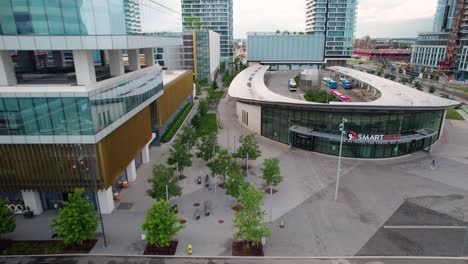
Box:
48, 98, 67, 134
93, 0, 111, 35
62, 98, 81, 133
33, 98, 53, 134
61, 0, 81, 35
108, 0, 126, 34
79, 0, 97, 35
12, 0, 33, 34
19, 98, 39, 134
45, 0, 65, 35
29, 0, 48, 35
0, 0, 18, 35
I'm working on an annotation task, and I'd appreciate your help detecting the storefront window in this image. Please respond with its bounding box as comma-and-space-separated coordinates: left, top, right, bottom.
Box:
261, 106, 444, 159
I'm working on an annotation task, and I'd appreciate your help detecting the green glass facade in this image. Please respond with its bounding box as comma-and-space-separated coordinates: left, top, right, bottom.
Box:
0, 70, 162, 136
0, 0, 140, 36
261, 106, 444, 158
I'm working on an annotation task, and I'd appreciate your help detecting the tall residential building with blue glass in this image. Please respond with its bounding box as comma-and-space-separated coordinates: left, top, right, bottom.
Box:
0, 0, 193, 215
305, 0, 357, 59
181, 0, 233, 65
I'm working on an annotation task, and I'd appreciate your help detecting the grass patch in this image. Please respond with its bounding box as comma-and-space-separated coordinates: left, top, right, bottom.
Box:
161, 103, 194, 143
304, 90, 340, 103
446, 108, 465, 120
196, 83, 202, 96
195, 113, 218, 138
444, 85, 468, 93
207, 87, 225, 101
347, 59, 372, 64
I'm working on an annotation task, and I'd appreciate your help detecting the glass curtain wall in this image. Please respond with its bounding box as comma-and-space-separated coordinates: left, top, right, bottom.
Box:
0, 69, 163, 136
261, 106, 444, 158
0, 0, 129, 36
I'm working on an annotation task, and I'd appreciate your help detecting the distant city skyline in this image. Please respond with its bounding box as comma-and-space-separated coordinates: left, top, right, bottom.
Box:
233, 0, 438, 39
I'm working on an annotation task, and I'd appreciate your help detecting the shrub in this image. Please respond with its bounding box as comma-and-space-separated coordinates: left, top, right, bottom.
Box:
429, 86, 436, 93
198, 99, 209, 117
304, 90, 340, 103
0, 198, 15, 236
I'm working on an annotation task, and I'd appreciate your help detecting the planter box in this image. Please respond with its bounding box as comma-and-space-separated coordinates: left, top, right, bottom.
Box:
144, 240, 178, 255
232, 240, 264, 256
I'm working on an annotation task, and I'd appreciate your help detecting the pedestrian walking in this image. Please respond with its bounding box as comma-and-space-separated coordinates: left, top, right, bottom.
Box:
431, 159, 436, 170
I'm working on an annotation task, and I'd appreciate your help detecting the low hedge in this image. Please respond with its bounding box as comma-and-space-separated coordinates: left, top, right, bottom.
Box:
161, 103, 194, 143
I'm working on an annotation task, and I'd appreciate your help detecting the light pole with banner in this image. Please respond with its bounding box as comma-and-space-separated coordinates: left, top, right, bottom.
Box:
334, 117, 348, 202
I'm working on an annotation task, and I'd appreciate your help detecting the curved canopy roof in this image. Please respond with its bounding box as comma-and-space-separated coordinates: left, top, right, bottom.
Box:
228, 65, 459, 110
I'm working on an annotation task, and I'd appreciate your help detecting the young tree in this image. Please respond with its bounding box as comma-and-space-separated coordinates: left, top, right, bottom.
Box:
209, 148, 238, 183
261, 158, 283, 191
142, 200, 185, 248
211, 80, 218, 90
147, 164, 182, 200
225, 170, 248, 199
197, 132, 219, 161
0, 198, 15, 236
198, 99, 209, 117
235, 134, 262, 170
50, 188, 99, 245
179, 126, 196, 151
233, 185, 271, 246
168, 138, 192, 177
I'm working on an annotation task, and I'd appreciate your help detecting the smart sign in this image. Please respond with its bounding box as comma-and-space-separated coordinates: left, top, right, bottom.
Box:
346, 130, 401, 144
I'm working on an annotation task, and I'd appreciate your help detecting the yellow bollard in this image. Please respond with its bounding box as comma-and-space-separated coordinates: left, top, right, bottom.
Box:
187, 244, 193, 255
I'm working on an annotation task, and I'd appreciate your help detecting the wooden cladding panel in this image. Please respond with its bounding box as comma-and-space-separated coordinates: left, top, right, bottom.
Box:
96, 106, 152, 188
157, 70, 194, 127
0, 144, 102, 192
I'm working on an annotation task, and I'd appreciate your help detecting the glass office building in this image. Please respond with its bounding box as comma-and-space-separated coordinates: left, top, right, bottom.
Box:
181, 0, 233, 63
305, 0, 357, 58
0, 0, 141, 36
262, 107, 444, 159
433, 0, 459, 32
0, 71, 163, 136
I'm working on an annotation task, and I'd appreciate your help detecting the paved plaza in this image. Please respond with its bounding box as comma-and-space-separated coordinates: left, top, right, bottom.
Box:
4, 92, 468, 257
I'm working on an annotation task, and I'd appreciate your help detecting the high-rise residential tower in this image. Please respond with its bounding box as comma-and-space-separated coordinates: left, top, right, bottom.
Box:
433, 0, 459, 32
181, 0, 233, 65
305, 0, 358, 59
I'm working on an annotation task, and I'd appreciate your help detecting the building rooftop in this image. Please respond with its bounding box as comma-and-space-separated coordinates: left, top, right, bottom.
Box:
162, 70, 189, 86
228, 65, 460, 110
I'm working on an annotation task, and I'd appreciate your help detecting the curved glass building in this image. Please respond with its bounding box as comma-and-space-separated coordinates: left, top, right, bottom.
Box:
229, 65, 460, 159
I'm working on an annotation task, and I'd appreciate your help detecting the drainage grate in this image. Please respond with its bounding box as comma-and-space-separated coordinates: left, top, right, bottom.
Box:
117, 202, 133, 210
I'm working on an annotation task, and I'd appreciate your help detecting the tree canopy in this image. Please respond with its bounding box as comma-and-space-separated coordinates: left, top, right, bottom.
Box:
261, 158, 283, 187
167, 138, 192, 173
209, 148, 238, 183
147, 164, 182, 200
234, 185, 271, 245
142, 200, 185, 247
197, 132, 219, 161
50, 188, 99, 245
235, 134, 262, 162
225, 170, 248, 199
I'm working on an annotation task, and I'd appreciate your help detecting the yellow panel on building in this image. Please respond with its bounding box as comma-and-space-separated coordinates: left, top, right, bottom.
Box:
157, 70, 194, 127
96, 107, 152, 187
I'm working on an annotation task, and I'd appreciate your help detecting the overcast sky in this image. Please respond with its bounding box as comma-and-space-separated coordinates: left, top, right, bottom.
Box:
232, 0, 438, 39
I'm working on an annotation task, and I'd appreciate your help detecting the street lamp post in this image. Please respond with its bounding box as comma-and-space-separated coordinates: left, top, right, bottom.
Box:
334, 117, 348, 202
